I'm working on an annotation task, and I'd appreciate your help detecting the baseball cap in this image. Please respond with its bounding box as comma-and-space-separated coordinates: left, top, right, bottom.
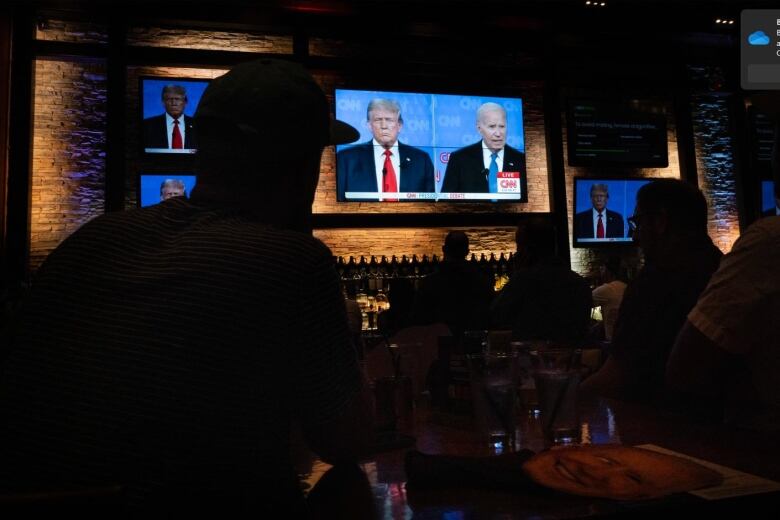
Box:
195, 58, 359, 146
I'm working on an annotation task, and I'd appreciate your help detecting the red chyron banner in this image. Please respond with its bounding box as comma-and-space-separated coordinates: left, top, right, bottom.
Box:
496, 171, 521, 193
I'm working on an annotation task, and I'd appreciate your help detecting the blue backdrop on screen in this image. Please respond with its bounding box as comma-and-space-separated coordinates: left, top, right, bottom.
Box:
142, 79, 210, 119
762, 180, 776, 212
335, 90, 524, 192
575, 179, 650, 238
139, 174, 197, 207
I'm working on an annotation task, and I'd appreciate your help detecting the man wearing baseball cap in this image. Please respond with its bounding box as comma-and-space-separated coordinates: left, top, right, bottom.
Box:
0, 59, 372, 518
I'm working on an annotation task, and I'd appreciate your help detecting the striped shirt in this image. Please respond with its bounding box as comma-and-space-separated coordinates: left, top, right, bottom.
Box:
0, 196, 361, 516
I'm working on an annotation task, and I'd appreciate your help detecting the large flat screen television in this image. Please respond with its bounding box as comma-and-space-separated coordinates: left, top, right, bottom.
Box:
762, 180, 777, 217
567, 99, 668, 167
334, 89, 526, 202
140, 76, 210, 155
138, 174, 197, 207
572, 177, 652, 247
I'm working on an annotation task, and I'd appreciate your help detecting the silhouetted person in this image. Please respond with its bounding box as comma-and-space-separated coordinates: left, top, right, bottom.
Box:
667, 111, 780, 430
378, 277, 415, 337
591, 255, 628, 342
581, 179, 722, 403
491, 217, 592, 345
0, 59, 373, 518
410, 231, 494, 337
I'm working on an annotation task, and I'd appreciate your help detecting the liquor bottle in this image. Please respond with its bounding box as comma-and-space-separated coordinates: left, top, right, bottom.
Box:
390, 255, 400, 279
421, 254, 431, 276
367, 256, 378, 293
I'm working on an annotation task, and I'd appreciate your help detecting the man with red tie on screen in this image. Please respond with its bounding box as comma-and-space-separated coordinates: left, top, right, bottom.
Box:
440, 102, 526, 199
574, 183, 625, 240
143, 84, 197, 151
336, 98, 434, 201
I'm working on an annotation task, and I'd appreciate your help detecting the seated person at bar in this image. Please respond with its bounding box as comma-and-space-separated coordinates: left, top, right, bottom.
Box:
491, 216, 592, 345
410, 231, 494, 337
591, 255, 628, 342
0, 59, 374, 517
667, 117, 780, 431
581, 179, 722, 402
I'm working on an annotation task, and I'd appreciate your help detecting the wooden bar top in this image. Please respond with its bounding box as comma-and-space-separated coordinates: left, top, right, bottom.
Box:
305, 397, 780, 519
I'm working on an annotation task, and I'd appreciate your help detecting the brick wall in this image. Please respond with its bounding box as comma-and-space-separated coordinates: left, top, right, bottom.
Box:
689, 66, 741, 253
35, 19, 108, 44
30, 59, 107, 269
314, 227, 517, 260
126, 27, 292, 53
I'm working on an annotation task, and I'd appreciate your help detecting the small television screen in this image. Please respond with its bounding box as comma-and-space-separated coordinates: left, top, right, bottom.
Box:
748, 108, 775, 178
334, 89, 526, 202
762, 180, 777, 217
567, 99, 668, 167
140, 76, 210, 155
138, 174, 197, 207
572, 177, 652, 247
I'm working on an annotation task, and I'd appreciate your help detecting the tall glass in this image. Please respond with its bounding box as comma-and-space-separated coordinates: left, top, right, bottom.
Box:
467, 352, 520, 452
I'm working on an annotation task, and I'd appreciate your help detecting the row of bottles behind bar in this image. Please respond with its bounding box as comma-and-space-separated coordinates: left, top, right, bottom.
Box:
335, 252, 515, 294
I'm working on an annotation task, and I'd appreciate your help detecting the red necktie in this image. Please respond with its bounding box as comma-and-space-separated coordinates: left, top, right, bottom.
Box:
597, 212, 605, 238
383, 150, 398, 202
172, 119, 183, 149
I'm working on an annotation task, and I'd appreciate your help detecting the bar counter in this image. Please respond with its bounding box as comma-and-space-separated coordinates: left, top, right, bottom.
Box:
304, 396, 780, 519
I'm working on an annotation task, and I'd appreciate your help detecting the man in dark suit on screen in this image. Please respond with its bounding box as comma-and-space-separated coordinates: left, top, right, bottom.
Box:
143, 84, 197, 151
440, 102, 526, 199
336, 98, 434, 201
762, 181, 779, 217
574, 183, 625, 239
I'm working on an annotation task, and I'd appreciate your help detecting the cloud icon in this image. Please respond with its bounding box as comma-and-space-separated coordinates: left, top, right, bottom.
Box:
748, 31, 771, 45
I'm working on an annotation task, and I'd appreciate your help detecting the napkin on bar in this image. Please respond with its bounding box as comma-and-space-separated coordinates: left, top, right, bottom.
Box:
404, 449, 545, 492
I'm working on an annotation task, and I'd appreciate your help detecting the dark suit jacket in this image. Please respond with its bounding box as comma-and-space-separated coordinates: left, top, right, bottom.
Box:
143, 114, 197, 150
574, 208, 625, 239
440, 141, 527, 200
336, 141, 435, 201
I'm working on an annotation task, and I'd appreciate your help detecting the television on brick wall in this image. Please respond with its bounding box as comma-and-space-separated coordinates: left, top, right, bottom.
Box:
762, 180, 777, 217
334, 89, 527, 203
572, 177, 653, 248
140, 76, 210, 155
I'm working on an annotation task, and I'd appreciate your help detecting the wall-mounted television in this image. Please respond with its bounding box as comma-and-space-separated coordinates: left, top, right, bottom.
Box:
334, 89, 526, 202
748, 107, 775, 178
138, 174, 197, 207
567, 99, 668, 167
572, 177, 652, 247
762, 180, 777, 217
140, 76, 210, 155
